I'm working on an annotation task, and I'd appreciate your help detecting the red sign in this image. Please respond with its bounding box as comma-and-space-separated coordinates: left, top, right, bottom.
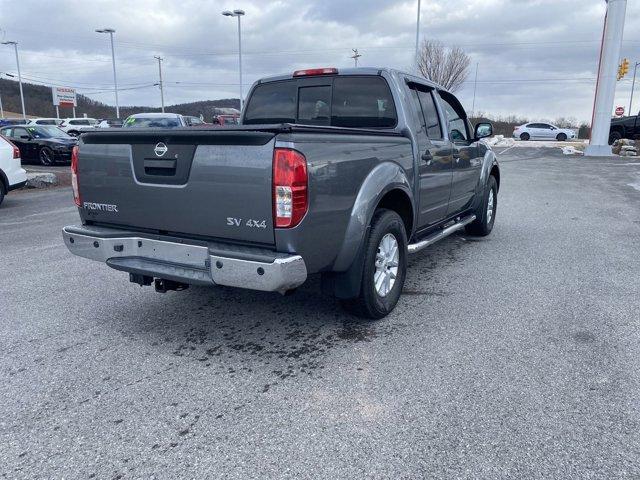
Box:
615, 106, 625, 116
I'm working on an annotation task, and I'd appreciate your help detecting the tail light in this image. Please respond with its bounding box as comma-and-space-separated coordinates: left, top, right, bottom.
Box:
273, 148, 307, 228
71, 146, 81, 207
1, 135, 20, 159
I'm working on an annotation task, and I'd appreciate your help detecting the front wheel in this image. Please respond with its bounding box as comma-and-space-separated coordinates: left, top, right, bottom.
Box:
341, 209, 407, 319
0, 183, 5, 207
466, 175, 498, 236
556, 133, 567, 141
39, 147, 54, 166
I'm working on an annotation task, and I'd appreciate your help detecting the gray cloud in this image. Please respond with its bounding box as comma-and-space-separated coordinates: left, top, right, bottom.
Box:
0, 0, 638, 121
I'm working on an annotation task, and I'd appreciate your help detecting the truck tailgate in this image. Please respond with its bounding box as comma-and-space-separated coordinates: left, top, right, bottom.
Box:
78, 130, 276, 245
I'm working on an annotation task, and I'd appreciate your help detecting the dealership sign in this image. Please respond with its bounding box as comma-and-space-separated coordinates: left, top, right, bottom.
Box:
615, 106, 625, 117
52, 86, 77, 107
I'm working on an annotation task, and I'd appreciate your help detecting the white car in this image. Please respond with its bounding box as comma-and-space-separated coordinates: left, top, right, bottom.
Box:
513, 122, 577, 141
26, 118, 63, 126
0, 134, 27, 206
122, 112, 186, 128
59, 118, 99, 136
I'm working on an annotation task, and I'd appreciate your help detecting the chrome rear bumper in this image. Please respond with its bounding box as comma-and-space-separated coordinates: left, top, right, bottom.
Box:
62, 225, 307, 293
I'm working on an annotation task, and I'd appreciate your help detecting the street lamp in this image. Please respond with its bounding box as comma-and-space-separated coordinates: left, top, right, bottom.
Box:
1, 41, 26, 119
95, 28, 120, 119
222, 9, 245, 109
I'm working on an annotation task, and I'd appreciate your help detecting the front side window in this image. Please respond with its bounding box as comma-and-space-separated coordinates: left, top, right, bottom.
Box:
437, 91, 469, 143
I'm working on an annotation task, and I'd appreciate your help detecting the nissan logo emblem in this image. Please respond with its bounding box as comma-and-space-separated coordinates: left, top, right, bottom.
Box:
154, 142, 168, 157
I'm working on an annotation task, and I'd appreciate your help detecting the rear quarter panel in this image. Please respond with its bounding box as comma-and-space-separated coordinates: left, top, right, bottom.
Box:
274, 132, 414, 273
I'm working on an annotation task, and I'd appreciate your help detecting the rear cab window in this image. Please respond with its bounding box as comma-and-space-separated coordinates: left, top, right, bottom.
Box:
244, 75, 397, 128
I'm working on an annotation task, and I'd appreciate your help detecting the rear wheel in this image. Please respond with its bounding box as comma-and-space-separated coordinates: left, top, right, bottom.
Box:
608, 131, 622, 145
520, 132, 530, 141
466, 175, 498, 237
0, 182, 5, 207
556, 133, 567, 141
341, 209, 407, 319
39, 147, 54, 166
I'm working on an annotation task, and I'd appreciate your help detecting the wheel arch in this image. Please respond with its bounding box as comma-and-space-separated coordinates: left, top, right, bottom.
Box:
322, 162, 414, 299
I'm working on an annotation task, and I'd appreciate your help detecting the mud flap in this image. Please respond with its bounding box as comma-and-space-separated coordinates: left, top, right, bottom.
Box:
321, 226, 370, 300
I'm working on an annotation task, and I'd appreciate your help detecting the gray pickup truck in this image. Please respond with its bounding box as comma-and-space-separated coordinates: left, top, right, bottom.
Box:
63, 67, 500, 319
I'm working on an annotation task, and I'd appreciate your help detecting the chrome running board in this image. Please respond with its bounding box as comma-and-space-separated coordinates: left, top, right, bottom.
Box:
407, 215, 476, 254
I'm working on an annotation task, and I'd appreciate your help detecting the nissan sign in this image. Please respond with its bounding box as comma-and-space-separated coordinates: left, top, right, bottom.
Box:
52, 86, 77, 107
615, 106, 625, 117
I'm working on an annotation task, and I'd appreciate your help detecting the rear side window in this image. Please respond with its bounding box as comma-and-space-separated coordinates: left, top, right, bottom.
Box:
416, 90, 443, 139
244, 76, 397, 128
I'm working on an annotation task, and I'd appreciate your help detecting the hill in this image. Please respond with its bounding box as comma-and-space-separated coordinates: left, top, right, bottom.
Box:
0, 78, 239, 121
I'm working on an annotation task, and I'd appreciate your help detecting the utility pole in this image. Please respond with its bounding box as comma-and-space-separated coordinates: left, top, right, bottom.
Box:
629, 61, 639, 116
2, 41, 26, 119
585, 0, 627, 156
351, 48, 362, 67
414, 0, 421, 71
471, 62, 479, 117
222, 9, 245, 109
96, 28, 120, 118
154, 55, 165, 113
0, 73, 4, 118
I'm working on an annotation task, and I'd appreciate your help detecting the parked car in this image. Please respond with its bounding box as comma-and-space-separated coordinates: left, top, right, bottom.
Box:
122, 113, 187, 128
513, 122, 576, 141
97, 119, 124, 129
0, 134, 27, 206
62, 67, 500, 319
213, 114, 240, 126
608, 110, 640, 144
183, 115, 209, 127
26, 118, 63, 126
0, 118, 29, 127
59, 118, 99, 136
0, 125, 77, 166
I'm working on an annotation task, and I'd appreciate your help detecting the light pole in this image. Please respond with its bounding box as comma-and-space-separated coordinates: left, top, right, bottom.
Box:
471, 62, 479, 117
629, 61, 639, 116
585, 0, 627, 156
95, 28, 120, 119
222, 9, 245, 109
154, 56, 165, 113
2, 41, 26, 119
414, 0, 421, 70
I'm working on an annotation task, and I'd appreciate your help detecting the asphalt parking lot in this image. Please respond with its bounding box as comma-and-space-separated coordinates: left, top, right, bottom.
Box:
2, 147, 640, 478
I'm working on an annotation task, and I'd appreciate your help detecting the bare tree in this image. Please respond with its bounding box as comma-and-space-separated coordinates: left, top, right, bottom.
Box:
416, 40, 470, 92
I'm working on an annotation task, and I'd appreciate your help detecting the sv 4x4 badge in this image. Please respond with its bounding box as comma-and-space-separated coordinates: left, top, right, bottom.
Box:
226, 217, 267, 229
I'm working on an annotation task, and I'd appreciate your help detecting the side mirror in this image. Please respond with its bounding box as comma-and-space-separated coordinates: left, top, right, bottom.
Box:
474, 122, 493, 139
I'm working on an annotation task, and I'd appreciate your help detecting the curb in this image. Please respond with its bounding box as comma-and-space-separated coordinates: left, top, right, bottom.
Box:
25, 172, 59, 189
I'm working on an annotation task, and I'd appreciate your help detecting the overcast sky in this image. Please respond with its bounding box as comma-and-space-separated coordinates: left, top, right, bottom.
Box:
1, 0, 639, 123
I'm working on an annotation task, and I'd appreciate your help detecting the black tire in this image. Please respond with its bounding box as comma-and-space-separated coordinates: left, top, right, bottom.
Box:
465, 175, 498, 237
608, 131, 622, 145
341, 209, 408, 320
556, 133, 567, 141
39, 147, 55, 166
0, 182, 5, 207
520, 132, 530, 141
